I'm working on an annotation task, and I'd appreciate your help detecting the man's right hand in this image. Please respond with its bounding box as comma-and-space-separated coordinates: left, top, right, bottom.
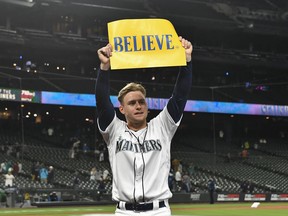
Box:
97, 43, 112, 70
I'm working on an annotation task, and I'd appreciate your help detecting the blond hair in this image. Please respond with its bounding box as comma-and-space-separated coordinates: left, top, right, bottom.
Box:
118, 82, 146, 104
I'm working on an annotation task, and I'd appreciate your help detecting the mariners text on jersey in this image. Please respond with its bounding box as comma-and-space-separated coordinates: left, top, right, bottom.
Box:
116, 139, 162, 154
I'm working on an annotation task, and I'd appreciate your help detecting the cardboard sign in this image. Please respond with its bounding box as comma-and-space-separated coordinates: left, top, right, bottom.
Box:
108, 19, 186, 70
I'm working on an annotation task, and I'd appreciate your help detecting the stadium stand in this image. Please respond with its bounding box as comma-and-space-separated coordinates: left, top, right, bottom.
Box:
1, 0, 288, 206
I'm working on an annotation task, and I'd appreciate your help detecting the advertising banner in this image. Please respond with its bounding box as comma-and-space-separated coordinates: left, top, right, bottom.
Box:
217, 194, 240, 201
0, 88, 19, 101
271, 194, 288, 201
244, 194, 266, 201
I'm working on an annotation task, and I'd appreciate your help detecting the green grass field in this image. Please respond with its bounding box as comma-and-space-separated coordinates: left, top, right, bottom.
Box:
0, 203, 288, 216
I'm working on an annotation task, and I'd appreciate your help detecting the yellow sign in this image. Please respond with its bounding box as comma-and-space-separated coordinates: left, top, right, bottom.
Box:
108, 19, 186, 70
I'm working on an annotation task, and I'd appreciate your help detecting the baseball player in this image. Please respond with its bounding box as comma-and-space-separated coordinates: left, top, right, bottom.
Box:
96, 36, 193, 216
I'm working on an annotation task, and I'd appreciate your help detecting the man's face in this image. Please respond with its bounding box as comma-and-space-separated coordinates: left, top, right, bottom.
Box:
119, 90, 148, 129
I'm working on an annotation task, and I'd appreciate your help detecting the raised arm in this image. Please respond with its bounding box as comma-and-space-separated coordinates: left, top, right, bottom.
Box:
95, 44, 115, 131
167, 37, 193, 123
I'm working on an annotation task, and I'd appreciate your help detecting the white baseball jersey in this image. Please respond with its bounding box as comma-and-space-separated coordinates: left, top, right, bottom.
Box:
99, 106, 181, 203
5, 174, 15, 187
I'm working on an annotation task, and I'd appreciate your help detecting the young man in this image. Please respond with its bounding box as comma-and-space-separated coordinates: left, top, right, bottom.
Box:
96, 36, 193, 216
